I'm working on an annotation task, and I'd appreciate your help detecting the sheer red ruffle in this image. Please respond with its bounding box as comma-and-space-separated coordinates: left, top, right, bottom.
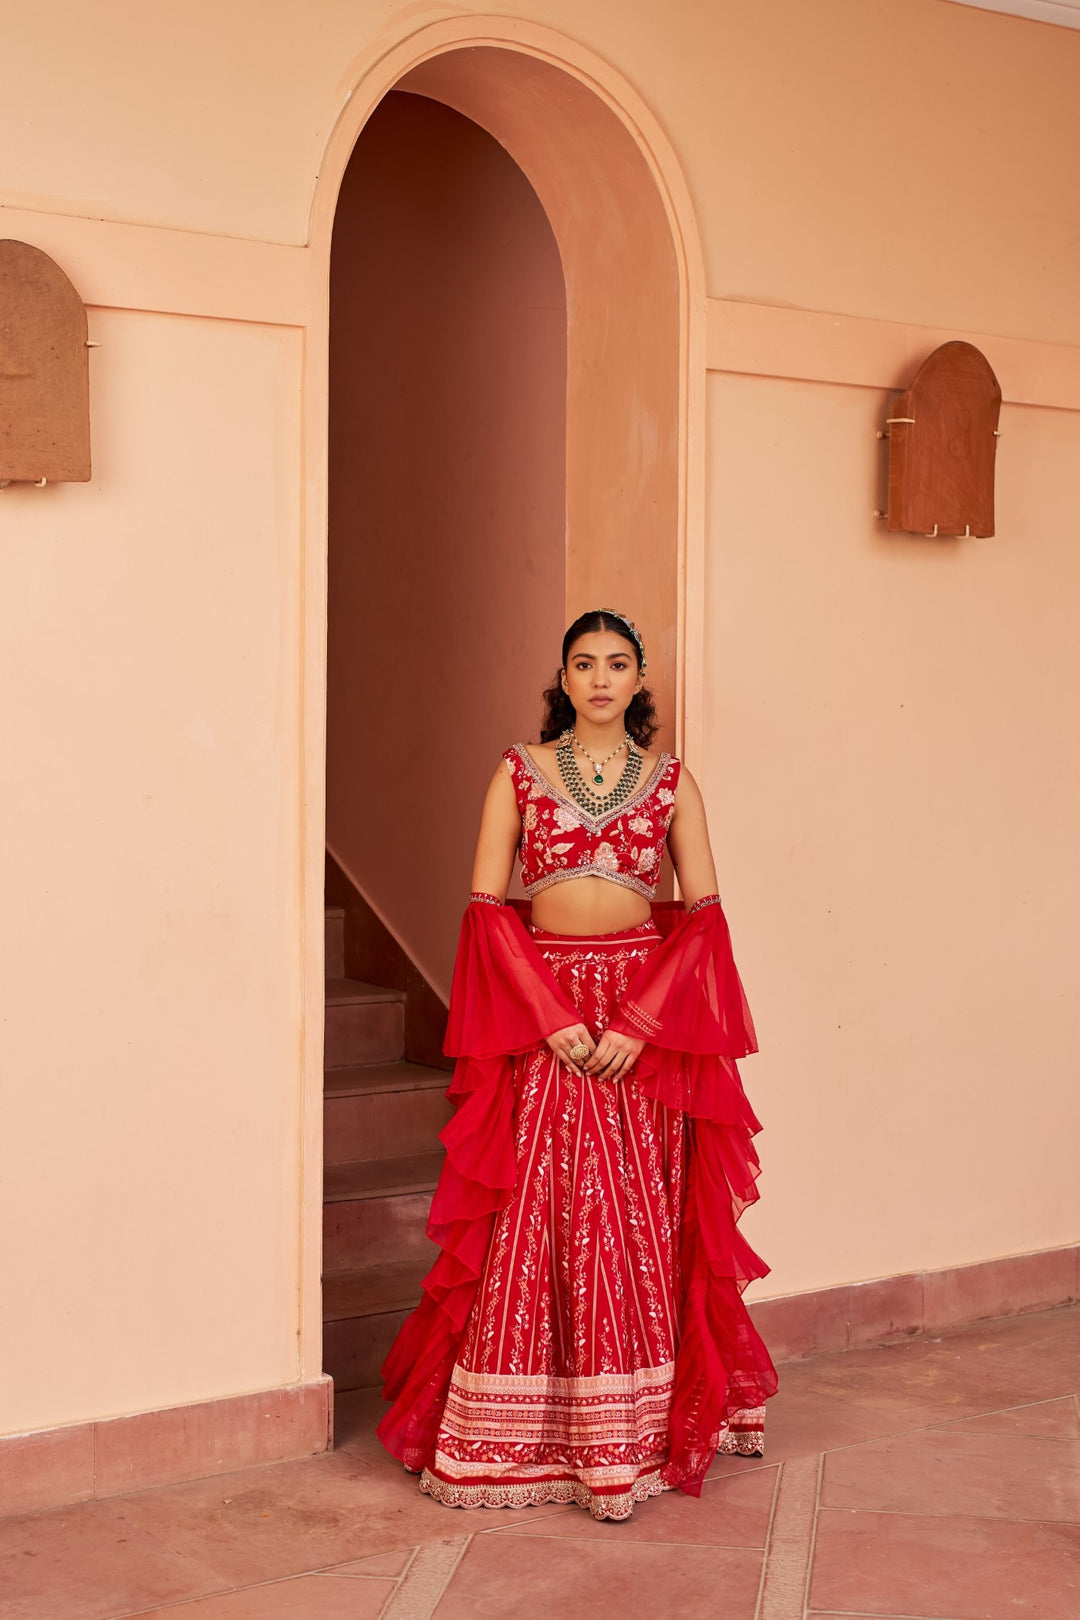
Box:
607, 898, 757, 1059
377, 903, 576, 1471
377, 900, 777, 1494
610, 903, 776, 1495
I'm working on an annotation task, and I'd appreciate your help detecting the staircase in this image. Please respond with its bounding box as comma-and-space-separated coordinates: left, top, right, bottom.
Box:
322, 904, 452, 1392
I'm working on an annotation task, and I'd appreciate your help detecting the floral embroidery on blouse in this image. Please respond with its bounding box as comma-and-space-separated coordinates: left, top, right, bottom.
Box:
503, 745, 681, 901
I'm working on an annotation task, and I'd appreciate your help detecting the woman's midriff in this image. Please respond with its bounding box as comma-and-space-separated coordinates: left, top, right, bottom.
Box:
528, 874, 653, 937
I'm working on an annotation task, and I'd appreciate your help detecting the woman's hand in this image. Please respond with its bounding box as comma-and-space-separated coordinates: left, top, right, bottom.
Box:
546, 1023, 596, 1077
585, 1030, 645, 1082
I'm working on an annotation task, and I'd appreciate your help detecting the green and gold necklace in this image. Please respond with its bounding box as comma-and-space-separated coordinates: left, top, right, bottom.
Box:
556, 729, 643, 815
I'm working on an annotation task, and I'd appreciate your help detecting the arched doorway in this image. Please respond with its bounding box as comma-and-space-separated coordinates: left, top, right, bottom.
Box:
326, 91, 567, 993
304, 21, 705, 1411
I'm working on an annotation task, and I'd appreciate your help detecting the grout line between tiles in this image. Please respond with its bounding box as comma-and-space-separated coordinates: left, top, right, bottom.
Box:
804, 1610, 966, 1618
482, 1530, 767, 1549
753, 1458, 783, 1620
321, 1544, 421, 1579
710, 1456, 778, 1478
782, 1395, 1080, 1460
107, 1545, 422, 1617
109, 1573, 307, 1618
476, 1506, 576, 1534
815, 1503, 1080, 1527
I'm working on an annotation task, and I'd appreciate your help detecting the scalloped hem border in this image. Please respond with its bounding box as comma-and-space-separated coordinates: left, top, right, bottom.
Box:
718, 1410, 766, 1457
418, 1465, 670, 1522
718, 1429, 765, 1456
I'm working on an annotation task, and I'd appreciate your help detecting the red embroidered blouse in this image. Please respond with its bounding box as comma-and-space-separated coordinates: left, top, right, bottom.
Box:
504, 744, 681, 900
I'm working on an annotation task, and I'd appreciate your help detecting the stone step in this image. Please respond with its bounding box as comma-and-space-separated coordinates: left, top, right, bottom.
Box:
324, 905, 345, 980
323, 1260, 430, 1323
324, 1061, 450, 1098
324, 1308, 412, 1394
324, 1151, 445, 1202
323, 1185, 439, 1274
324, 1067, 453, 1167
322, 1261, 431, 1392
324, 979, 404, 1067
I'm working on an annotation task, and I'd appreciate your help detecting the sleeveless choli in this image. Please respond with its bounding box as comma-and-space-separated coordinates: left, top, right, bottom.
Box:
504, 744, 680, 900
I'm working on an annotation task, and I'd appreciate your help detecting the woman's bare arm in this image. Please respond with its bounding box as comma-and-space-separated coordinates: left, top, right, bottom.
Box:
469, 763, 521, 899
469, 761, 597, 1076
666, 766, 720, 906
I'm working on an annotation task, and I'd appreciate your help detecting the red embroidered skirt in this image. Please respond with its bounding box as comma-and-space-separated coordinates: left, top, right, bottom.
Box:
415, 922, 766, 1521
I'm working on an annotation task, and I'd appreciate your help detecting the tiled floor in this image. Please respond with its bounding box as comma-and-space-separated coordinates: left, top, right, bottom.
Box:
3, 1304, 1079, 1620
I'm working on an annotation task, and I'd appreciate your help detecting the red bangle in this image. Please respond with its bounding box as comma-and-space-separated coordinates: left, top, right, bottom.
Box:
470, 891, 503, 906
688, 894, 721, 914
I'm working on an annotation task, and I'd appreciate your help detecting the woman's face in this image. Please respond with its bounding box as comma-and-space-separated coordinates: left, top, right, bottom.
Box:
562, 631, 642, 727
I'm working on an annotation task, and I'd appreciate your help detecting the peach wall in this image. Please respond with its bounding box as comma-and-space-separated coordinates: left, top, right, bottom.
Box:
325, 93, 566, 997
1, 0, 1079, 1446
704, 373, 1080, 1295
0, 309, 305, 1433
4, 0, 1080, 342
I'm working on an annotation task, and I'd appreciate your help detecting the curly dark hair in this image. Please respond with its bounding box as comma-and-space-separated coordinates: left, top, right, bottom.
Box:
539, 611, 659, 748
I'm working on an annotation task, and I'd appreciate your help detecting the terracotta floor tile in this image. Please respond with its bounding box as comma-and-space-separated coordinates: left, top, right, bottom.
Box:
432, 1530, 763, 1619
733, 1381, 919, 1462
0, 1500, 227, 1620
809, 1506, 1080, 1619
942, 1304, 1080, 1352
993, 1328, 1080, 1391
115, 1447, 451, 1584
706, 1450, 778, 1481
127, 1572, 395, 1618
489, 1464, 777, 1547
779, 1326, 1073, 1431
822, 1427, 1080, 1522
933, 1396, 1080, 1439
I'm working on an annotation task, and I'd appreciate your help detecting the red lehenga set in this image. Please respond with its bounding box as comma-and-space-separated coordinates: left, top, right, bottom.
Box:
377, 745, 778, 1520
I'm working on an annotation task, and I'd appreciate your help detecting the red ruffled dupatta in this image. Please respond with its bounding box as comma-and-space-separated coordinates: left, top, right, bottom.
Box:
377, 903, 579, 1472
376, 899, 778, 1493
608, 901, 777, 1493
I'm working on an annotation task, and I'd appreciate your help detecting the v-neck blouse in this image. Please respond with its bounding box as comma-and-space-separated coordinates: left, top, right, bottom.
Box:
504, 743, 681, 900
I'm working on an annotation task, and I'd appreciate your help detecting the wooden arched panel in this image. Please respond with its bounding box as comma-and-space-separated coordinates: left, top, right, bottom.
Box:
886, 341, 1000, 538
0, 240, 90, 483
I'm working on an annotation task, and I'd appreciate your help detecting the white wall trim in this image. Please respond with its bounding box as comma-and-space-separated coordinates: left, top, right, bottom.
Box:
947, 0, 1080, 30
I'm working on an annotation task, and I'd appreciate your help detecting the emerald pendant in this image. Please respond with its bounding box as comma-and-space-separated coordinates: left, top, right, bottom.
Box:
593, 772, 604, 785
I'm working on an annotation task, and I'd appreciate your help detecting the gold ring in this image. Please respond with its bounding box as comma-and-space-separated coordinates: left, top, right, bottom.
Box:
568, 1042, 590, 1064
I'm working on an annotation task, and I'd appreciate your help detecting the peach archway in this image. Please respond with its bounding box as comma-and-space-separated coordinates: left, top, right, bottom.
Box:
306, 17, 708, 757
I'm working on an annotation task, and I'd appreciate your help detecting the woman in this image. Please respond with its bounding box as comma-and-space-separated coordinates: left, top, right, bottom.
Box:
377, 610, 777, 1520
